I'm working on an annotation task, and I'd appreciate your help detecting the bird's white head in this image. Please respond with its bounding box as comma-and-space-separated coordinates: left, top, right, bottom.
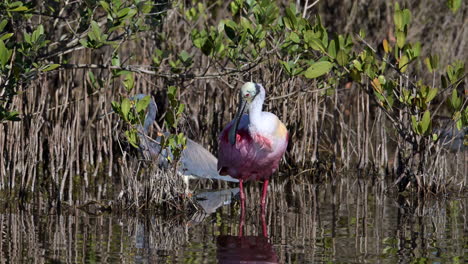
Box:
229, 82, 265, 145
240, 82, 264, 103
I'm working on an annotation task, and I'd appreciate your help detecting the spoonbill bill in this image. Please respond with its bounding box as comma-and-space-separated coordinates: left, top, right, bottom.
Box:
217, 82, 288, 210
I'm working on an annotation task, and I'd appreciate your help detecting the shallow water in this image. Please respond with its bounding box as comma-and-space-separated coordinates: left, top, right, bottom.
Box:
1, 179, 466, 263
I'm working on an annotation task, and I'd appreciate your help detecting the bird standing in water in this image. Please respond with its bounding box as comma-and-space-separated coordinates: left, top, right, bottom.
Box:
217, 82, 288, 212
131, 94, 238, 194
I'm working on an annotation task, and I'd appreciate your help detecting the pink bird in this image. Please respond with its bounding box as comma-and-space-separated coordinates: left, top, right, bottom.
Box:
217, 82, 288, 211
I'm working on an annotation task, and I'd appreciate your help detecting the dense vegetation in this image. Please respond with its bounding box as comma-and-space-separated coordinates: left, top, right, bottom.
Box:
0, 0, 466, 210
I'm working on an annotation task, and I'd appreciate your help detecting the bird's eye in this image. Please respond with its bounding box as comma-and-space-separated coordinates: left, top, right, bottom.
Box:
245, 93, 250, 97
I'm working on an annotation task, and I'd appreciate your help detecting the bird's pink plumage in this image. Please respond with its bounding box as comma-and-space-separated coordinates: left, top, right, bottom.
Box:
218, 119, 288, 182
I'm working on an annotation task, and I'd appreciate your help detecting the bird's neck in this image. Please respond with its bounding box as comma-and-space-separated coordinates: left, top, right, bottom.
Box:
248, 95, 264, 128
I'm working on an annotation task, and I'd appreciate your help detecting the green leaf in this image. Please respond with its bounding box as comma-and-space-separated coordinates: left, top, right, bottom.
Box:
279, 60, 292, 74
42, 64, 60, 72
125, 130, 139, 148
327, 39, 337, 59
302, 31, 321, 51
304, 61, 333, 79
177, 103, 185, 115
336, 50, 348, 66
224, 20, 237, 41
399, 55, 409, 72
284, 5, 297, 30
447, 0, 461, 13
0, 20, 8, 32
168, 86, 177, 97
9, 6, 28, 12
411, 42, 421, 58
111, 101, 121, 114
402, 9, 411, 27
394, 10, 403, 31
425, 54, 439, 73
100, 1, 110, 12
117, 7, 131, 19
90, 21, 102, 41
421, 110, 431, 134
112, 53, 120, 67
396, 30, 405, 48
0, 33, 13, 41
121, 98, 131, 121
240, 17, 253, 33
230, 1, 239, 15
135, 95, 150, 113
88, 71, 96, 84
179, 50, 191, 62
359, 29, 366, 38
165, 111, 175, 128
79, 39, 90, 48
0, 39, 11, 68
289, 32, 300, 43
425, 88, 438, 103
7, 111, 20, 121
352, 59, 362, 71
123, 73, 134, 92
455, 112, 462, 130
309, 37, 325, 52
450, 89, 461, 110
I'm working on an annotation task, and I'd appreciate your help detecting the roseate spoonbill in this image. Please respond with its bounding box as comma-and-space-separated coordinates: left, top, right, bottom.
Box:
217, 82, 288, 210
131, 94, 238, 192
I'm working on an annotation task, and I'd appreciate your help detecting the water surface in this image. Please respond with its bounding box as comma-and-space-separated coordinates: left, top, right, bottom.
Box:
1, 179, 466, 263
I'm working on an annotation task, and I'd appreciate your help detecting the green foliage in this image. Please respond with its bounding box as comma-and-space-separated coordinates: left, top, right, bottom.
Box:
111, 95, 151, 148
0, 0, 162, 123
162, 86, 187, 162
411, 110, 432, 136
111, 86, 187, 163
424, 54, 439, 73
304, 61, 333, 79
446, 0, 462, 13
165, 86, 185, 129
80, 21, 109, 48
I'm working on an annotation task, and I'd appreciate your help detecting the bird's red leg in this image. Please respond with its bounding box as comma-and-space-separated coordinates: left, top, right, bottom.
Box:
260, 179, 269, 213
239, 179, 245, 236
239, 201, 245, 237
260, 210, 267, 238
239, 179, 245, 202
239, 179, 246, 215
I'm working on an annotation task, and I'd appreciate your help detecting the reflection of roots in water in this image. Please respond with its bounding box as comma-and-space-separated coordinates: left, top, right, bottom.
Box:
230, 177, 466, 263
0, 177, 465, 263
0, 211, 193, 263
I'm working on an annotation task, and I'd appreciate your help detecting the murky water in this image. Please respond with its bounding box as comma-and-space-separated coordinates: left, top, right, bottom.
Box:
1, 179, 466, 263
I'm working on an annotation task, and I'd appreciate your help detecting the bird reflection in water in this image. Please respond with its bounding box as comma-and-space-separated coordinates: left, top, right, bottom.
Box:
192, 187, 278, 263
189, 188, 239, 225
217, 208, 279, 263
